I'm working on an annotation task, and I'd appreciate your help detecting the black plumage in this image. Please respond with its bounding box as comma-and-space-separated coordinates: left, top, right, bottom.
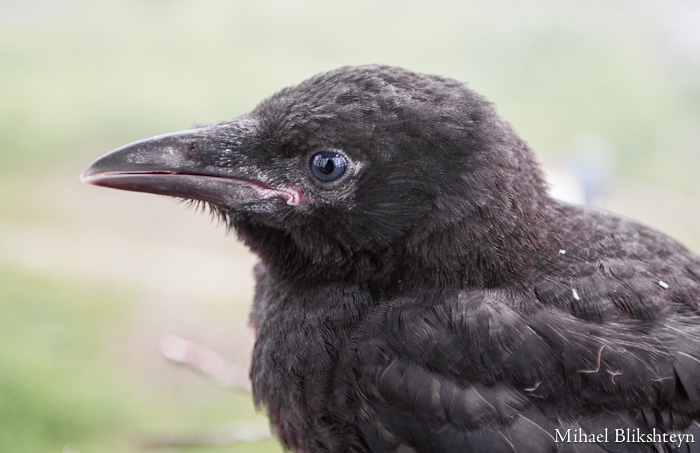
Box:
82, 65, 700, 452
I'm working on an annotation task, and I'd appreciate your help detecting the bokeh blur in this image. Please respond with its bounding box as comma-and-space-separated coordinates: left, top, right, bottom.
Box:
1, 0, 699, 451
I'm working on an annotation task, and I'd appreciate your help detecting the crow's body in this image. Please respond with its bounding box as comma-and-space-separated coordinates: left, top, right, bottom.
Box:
82, 65, 700, 452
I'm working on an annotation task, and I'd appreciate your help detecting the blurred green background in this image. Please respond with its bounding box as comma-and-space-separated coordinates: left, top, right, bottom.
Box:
1, 0, 699, 451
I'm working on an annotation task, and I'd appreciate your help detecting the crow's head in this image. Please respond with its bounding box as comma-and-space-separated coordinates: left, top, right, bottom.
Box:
82, 65, 548, 287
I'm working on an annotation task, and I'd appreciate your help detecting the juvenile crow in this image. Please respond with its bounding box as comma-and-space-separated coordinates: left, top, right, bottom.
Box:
82, 65, 700, 452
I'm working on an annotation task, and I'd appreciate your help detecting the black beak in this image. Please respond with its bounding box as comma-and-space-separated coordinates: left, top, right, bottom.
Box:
81, 120, 303, 206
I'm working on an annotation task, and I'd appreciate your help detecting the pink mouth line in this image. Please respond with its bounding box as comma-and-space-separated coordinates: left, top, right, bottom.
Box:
81, 170, 305, 206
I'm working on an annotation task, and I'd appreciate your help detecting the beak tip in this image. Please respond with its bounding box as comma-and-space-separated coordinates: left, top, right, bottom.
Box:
80, 165, 103, 186
79, 169, 93, 184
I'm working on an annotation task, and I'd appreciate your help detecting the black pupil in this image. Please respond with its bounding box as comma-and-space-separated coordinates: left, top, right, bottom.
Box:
320, 158, 335, 174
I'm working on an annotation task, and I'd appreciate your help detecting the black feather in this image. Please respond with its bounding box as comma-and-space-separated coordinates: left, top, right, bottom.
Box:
84, 65, 700, 452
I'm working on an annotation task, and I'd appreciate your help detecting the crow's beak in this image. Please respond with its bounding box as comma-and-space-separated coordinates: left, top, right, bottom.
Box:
81, 121, 303, 206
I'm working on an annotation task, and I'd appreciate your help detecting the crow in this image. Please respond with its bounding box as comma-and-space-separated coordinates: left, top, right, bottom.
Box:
82, 65, 700, 452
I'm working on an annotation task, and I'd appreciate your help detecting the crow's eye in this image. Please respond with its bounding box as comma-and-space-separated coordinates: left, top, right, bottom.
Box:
310, 151, 347, 182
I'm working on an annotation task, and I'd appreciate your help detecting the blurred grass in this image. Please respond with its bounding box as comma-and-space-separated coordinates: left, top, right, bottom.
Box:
0, 266, 127, 452
1, 0, 699, 189
0, 0, 698, 451
0, 264, 278, 452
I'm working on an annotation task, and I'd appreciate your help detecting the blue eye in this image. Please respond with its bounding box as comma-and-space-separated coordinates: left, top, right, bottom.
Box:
310, 151, 347, 182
